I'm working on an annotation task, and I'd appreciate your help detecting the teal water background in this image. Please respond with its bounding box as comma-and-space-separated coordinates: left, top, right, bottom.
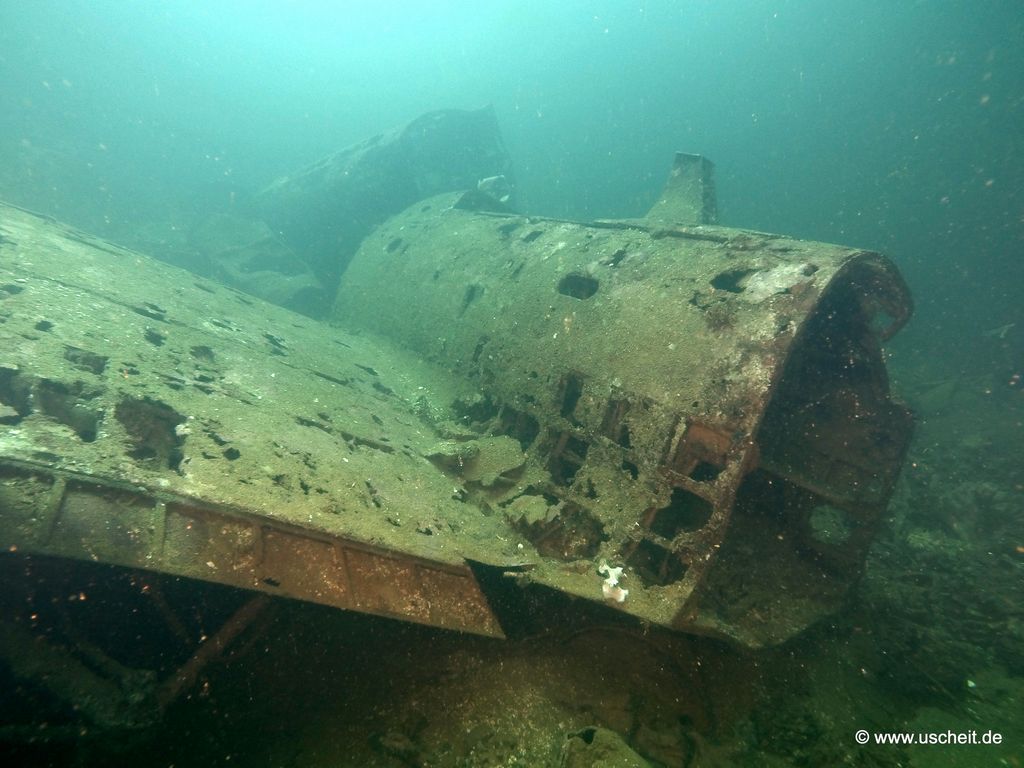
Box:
1, 0, 1020, 348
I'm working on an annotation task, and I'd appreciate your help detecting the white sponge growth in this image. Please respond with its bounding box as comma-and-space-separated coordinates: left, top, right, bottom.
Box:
598, 560, 629, 603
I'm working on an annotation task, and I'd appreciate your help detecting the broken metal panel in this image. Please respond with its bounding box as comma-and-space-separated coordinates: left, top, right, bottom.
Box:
0, 202, 511, 638
0, 465, 501, 636
332, 176, 913, 646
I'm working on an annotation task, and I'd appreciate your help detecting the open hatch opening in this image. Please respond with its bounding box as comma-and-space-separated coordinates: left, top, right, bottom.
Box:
749, 258, 912, 575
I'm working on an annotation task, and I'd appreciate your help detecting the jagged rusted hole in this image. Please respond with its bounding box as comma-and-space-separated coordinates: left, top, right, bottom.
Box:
557, 274, 598, 299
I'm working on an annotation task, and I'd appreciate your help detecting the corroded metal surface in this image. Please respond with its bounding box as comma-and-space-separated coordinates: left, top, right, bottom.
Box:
0, 148, 913, 647
332, 159, 913, 646
0, 202, 510, 638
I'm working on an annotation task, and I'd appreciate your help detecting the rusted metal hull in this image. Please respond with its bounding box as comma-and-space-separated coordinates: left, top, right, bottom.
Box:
1, 148, 913, 647
332, 158, 913, 646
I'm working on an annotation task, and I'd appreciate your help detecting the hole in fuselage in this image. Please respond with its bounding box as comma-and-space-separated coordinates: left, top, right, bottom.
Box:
557, 273, 599, 300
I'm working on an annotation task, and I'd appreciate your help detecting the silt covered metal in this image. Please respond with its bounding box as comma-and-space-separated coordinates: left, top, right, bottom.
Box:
0, 153, 913, 649
332, 153, 913, 646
